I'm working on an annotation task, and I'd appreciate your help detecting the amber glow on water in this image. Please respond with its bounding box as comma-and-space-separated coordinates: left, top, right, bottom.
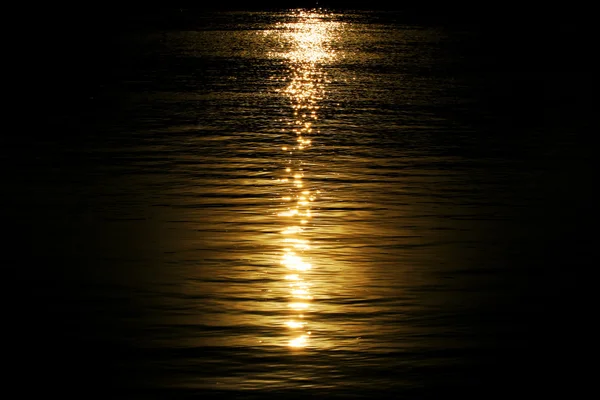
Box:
268, 10, 342, 349
13, 7, 583, 395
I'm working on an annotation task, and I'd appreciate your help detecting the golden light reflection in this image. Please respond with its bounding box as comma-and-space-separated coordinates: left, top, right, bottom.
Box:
288, 302, 310, 310
266, 9, 342, 349
291, 288, 313, 299
289, 334, 309, 348
286, 321, 305, 329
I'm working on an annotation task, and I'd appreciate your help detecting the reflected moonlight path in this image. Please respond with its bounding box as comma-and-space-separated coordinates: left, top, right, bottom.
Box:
268, 10, 342, 349
8, 6, 589, 397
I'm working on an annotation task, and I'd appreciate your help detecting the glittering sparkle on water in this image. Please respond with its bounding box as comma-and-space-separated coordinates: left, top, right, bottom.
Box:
266, 9, 342, 350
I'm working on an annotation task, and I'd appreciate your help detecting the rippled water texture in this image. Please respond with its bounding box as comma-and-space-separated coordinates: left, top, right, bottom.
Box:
7, 8, 592, 398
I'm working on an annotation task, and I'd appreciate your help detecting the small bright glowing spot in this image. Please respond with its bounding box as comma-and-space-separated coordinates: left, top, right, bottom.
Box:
286, 167, 291, 172
281, 253, 311, 270
282, 146, 288, 150
278, 208, 299, 217
289, 335, 308, 348
286, 320, 305, 329
289, 302, 309, 310
282, 226, 302, 235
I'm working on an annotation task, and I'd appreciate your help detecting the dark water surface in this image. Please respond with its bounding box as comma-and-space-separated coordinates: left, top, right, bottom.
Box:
7, 8, 593, 398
